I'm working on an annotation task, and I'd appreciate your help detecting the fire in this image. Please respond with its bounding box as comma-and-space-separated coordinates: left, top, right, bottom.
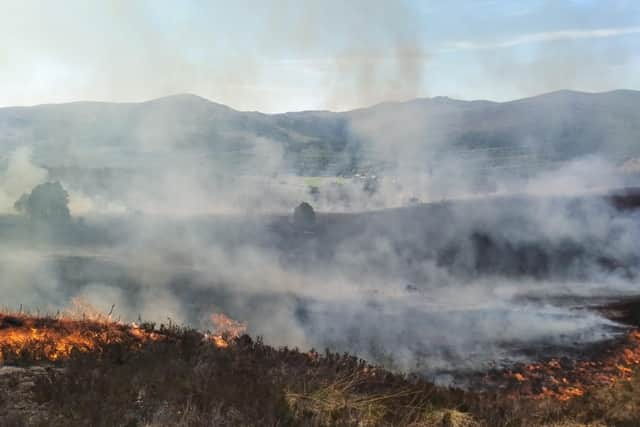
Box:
7, 305, 637, 404
0, 309, 249, 364
513, 373, 526, 382
208, 313, 247, 348
488, 329, 640, 401
0, 313, 161, 362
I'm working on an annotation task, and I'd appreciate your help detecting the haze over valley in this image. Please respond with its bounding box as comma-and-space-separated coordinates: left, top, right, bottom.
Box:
2, 2, 640, 424
1, 89, 640, 380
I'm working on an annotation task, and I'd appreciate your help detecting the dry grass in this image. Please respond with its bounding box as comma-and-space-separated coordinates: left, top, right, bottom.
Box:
285, 373, 424, 426
417, 409, 480, 427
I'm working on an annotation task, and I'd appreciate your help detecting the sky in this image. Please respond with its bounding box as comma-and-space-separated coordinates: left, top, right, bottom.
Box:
1, 0, 639, 112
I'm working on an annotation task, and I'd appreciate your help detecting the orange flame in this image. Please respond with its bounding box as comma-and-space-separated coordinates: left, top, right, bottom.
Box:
208, 313, 247, 348
495, 330, 640, 401
0, 311, 249, 363
0, 313, 161, 362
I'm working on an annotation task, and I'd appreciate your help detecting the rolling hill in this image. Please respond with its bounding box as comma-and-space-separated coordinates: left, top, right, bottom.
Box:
1, 90, 639, 177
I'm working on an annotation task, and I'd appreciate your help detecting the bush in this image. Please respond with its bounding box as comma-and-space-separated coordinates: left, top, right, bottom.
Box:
14, 182, 71, 223
293, 202, 316, 229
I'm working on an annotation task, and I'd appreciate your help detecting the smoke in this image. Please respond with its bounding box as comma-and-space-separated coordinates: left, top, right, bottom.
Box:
5, 161, 639, 375
1, 151, 639, 380
0, 0, 639, 378
1, 87, 640, 380
0, 147, 48, 212
0, 0, 428, 112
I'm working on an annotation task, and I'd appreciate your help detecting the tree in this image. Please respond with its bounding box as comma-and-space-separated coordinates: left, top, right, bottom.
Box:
293, 202, 316, 229
14, 181, 71, 222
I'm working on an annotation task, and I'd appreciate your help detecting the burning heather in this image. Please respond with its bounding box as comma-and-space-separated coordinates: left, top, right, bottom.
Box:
479, 329, 640, 401
0, 312, 151, 362
0, 310, 244, 364
2, 307, 640, 425
208, 313, 248, 348
2, 302, 640, 404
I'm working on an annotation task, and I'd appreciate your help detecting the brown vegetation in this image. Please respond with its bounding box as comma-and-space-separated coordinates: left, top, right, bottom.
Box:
0, 313, 639, 426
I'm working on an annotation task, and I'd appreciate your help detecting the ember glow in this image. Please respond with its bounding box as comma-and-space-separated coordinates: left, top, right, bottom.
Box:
482, 330, 640, 401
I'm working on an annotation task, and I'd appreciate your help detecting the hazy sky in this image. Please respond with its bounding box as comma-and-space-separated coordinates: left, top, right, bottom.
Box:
1, 0, 639, 112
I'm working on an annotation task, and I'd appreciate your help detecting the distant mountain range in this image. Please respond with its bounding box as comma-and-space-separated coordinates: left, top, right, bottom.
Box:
1, 90, 639, 176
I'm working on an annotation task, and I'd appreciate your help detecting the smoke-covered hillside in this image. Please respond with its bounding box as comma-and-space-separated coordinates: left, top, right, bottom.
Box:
1, 90, 640, 177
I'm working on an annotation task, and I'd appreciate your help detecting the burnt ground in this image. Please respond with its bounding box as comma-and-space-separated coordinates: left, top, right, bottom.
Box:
0, 366, 55, 424
459, 297, 640, 401
597, 297, 640, 328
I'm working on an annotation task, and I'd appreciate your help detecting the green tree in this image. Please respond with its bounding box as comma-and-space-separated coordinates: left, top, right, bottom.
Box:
14, 181, 71, 222
293, 202, 316, 229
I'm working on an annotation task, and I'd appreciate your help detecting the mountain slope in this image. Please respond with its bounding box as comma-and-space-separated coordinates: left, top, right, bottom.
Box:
1, 90, 639, 175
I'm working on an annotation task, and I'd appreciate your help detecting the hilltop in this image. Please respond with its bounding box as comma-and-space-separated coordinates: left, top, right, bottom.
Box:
1, 90, 640, 176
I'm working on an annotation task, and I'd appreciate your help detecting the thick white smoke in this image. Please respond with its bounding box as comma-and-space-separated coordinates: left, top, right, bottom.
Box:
0, 96, 639, 381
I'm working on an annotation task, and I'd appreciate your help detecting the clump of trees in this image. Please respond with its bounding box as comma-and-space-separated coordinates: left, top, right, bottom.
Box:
293, 202, 316, 229
14, 181, 71, 223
